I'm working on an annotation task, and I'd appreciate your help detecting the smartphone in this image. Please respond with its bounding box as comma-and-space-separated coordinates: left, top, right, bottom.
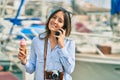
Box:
55, 26, 66, 36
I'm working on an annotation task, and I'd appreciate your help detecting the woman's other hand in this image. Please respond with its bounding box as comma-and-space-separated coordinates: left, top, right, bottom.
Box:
18, 48, 27, 65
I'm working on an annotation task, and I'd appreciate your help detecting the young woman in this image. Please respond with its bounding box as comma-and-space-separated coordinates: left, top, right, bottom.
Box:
18, 7, 75, 80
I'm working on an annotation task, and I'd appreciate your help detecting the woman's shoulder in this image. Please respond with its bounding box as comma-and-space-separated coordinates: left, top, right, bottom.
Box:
65, 37, 75, 43
65, 37, 74, 41
32, 36, 43, 43
32, 32, 46, 42
32, 36, 39, 41
65, 37, 75, 47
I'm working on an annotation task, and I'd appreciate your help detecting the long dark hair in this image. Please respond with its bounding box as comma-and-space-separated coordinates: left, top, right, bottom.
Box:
39, 7, 72, 39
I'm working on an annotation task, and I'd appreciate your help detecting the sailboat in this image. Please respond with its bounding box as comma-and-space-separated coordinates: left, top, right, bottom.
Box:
1, 0, 120, 80
0, 0, 45, 80
71, 0, 120, 79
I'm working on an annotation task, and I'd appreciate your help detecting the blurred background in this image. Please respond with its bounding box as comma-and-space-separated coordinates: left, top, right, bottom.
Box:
0, 0, 120, 80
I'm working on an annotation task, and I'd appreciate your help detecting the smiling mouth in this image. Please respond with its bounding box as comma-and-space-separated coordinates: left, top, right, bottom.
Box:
52, 24, 57, 29
55, 26, 57, 28
50, 22, 58, 29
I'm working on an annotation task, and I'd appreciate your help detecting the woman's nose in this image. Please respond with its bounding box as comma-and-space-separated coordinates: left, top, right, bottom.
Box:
54, 19, 58, 24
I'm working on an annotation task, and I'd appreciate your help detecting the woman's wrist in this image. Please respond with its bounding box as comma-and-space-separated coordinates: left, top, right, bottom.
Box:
60, 44, 64, 48
21, 59, 27, 65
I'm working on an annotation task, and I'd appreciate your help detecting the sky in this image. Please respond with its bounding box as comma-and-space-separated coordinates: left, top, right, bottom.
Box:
0, 0, 111, 9
46, 0, 111, 9
84, 0, 111, 9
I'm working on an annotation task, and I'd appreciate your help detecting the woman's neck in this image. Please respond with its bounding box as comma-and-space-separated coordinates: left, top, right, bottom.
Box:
49, 33, 58, 51
49, 31, 56, 39
49, 34, 57, 42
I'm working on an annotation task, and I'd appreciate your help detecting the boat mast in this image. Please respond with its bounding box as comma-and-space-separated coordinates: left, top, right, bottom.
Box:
0, 0, 8, 18
41, 0, 47, 23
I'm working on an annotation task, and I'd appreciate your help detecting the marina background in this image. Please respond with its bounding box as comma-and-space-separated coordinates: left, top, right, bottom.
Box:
0, 0, 120, 80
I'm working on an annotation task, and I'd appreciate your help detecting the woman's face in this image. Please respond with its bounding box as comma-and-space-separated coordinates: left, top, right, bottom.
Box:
48, 11, 64, 32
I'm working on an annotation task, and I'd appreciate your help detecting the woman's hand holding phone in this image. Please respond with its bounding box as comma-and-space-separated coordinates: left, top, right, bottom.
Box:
55, 28, 65, 48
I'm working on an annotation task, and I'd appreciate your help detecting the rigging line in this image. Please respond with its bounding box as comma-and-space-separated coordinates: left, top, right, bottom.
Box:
9, 0, 25, 36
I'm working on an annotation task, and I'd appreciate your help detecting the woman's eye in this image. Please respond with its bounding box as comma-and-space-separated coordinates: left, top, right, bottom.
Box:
59, 20, 62, 23
58, 19, 63, 23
